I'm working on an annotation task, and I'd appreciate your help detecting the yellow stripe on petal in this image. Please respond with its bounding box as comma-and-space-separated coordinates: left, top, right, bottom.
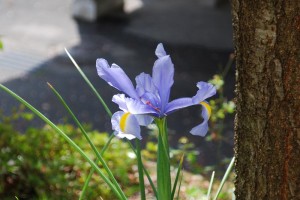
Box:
120, 112, 130, 132
200, 101, 212, 118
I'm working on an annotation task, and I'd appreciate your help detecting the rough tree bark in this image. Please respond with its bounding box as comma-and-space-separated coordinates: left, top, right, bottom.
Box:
231, 1, 300, 199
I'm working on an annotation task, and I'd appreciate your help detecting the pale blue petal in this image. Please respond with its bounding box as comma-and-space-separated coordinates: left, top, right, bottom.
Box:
192, 82, 216, 104
113, 94, 156, 115
140, 92, 160, 109
165, 98, 193, 114
96, 59, 139, 99
111, 111, 141, 140
125, 98, 157, 115
134, 114, 154, 126
189, 102, 211, 136
112, 94, 128, 112
135, 72, 158, 97
155, 43, 167, 58
190, 121, 209, 137
152, 55, 174, 112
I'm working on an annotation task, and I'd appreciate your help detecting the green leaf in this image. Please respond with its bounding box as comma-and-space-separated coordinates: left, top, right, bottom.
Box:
64, 48, 112, 117
155, 118, 171, 200
213, 157, 235, 200
135, 139, 146, 200
171, 154, 184, 199
127, 141, 158, 198
64, 49, 156, 199
0, 84, 125, 200
47, 83, 127, 200
0, 40, 3, 50
206, 171, 215, 200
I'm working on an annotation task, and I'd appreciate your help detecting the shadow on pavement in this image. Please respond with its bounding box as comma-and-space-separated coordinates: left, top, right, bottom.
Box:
0, 2, 235, 166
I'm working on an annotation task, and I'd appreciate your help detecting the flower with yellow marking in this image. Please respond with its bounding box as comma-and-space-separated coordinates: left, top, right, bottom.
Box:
97, 43, 216, 139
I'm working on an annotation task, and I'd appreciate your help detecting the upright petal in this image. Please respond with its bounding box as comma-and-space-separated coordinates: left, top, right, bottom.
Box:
96, 59, 139, 99
152, 55, 174, 112
192, 82, 216, 104
111, 111, 141, 140
135, 72, 158, 97
155, 43, 167, 58
165, 97, 193, 114
189, 101, 211, 136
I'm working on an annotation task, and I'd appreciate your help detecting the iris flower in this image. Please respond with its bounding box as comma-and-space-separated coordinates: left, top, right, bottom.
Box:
96, 43, 216, 140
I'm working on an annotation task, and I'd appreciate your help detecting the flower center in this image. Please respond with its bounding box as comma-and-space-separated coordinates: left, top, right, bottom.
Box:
144, 100, 161, 113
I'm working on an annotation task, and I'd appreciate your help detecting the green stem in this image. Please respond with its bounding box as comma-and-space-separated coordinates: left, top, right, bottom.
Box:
155, 117, 171, 200
136, 139, 146, 200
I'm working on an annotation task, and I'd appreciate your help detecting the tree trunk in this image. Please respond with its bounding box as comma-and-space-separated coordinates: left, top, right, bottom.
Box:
231, 1, 300, 199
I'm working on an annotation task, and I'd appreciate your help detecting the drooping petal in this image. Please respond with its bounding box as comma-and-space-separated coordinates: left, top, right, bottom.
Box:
190, 121, 209, 137
152, 55, 174, 112
111, 111, 141, 140
189, 101, 211, 136
134, 114, 154, 126
96, 59, 139, 99
165, 97, 193, 114
155, 43, 167, 58
192, 82, 216, 104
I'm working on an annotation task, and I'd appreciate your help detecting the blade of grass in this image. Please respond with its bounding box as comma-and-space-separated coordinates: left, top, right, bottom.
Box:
79, 133, 114, 200
127, 142, 158, 198
135, 139, 146, 200
171, 154, 184, 200
64, 49, 158, 197
64, 48, 112, 117
0, 84, 124, 200
207, 171, 215, 200
175, 168, 184, 200
47, 83, 127, 200
213, 157, 235, 200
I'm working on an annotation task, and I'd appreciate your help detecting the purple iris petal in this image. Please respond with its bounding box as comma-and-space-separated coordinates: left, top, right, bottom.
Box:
135, 72, 158, 97
190, 102, 211, 136
192, 82, 216, 104
152, 55, 174, 113
96, 59, 139, 99
112, 94, 156, 115
165, 97, 193, 114
190, 122, 209, 137
125, 98, 157, 115
134, 114, 154, 126
155, 43, 167, 58
97, 43, 216, 139
112, 94, 128, 111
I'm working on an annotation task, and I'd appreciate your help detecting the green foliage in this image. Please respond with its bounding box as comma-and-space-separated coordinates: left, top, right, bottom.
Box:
0, 107, 138, 199
207, 54, 235, 143
0, 40, 3, 50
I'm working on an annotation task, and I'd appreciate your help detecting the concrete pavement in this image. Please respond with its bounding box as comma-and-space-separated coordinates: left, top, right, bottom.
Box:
0, 0, 234, 164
